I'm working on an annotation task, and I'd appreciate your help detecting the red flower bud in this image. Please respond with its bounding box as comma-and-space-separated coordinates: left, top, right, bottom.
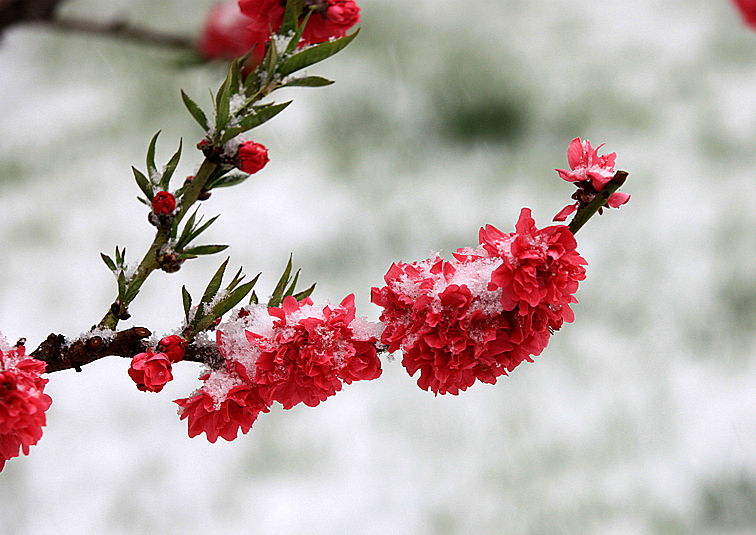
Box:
128, 349, 173, 393
237, 141, 269, 174
152, 191, 176, 215
158, 335, 187, 363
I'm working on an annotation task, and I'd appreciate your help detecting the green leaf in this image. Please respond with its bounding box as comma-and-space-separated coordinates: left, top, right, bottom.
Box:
285, 8, 312, 54
292, 283, 316, 302
123, 278, 145, 303
186, 214, 220, 246
117, 271, 127, 300
182, 285, 192, 322
220, 101, 292, 143
100, 253, 116, 273
183, 244, 229, 256
211, 279, 257, 319
201, 257, 229, 305
159, 139, 182, 190
146, 131, 161, 180
281, 76, 334, 88
132, 167, 153, 200
206, 172, 251, 190
176, 208, 199, 249
268, 254, 293, 308
215, 73, 232, 134
284, 268, 301, 298
249, 291, 259, 305
278, 30, 359, 77
181, 90, 209, 131
281, 0, 305, 35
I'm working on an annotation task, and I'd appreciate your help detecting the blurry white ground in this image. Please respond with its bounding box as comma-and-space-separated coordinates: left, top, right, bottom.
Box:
0, 0, 755, 533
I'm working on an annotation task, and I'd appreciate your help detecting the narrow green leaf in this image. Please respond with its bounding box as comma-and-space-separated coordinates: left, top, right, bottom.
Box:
124, 278, 145, 303
285, 8, 312, 54
268, 254, 293, 307
292, 283, 316, 302
227, 266, 246, 292
182, 285, 192, 322
146, 131, 161, 180
278, 30, 359, 77
281, 0, 305, 35
221, 101, 292, 143
215, 73, 232, 134
201, 257, 229, 305
132, 167, 153, 200
117, 272, 127, 300
249, 291, 259, 305
137, 196, 151, 206
281, 76, 334, 88
181, 90, 209, 131
100, 253, 116, 273
183, 244, 229, 256
206, 172, 250, 190
187, 214, 220, 245
160, 139, 183, 190
284, 268, 301, 297
176, 208, 199, 250
210, 279, 257, 320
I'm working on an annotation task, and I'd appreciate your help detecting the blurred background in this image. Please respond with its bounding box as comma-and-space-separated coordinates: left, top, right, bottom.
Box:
0, 0, 754, 533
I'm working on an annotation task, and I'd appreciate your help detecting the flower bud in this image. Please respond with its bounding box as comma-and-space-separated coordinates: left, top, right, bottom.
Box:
152, 191, 176, 215
158, 335, 187, 363
237, 141, 269, 174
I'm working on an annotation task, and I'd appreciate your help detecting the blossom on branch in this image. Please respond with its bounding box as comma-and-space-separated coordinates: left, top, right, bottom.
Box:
0, 337, 52, 472
175, 294, 382, 441
151, 191, 176, 215
239, 0, 361, 46
553, 137, 630, 222
372, 209, 585, 395
237, 140, 270, 174
158, 335, 187, 363
198, 1, 267, 60
128, 349, 174, 392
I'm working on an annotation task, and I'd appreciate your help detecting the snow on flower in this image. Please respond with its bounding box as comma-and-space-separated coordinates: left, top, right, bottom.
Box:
372, 209, 585, 395
239, 0, 360, 46
0, 335, 52, 472
175, 294, 382, 441
553, 137, 630, 222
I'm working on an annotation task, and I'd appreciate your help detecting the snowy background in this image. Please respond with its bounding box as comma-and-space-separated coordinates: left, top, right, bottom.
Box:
1, 0, 755, 533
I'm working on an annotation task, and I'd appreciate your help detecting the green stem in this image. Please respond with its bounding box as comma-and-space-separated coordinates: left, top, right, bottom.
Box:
98, 159, 218, 330
568, 171, 628, 235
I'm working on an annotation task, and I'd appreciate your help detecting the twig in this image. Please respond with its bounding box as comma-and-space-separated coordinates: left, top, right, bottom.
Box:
37, 16, 196, 50
569, 171, 628, 235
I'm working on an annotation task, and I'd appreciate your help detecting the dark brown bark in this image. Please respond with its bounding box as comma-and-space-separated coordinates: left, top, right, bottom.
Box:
29, 327, 223, 373
0, 0, 63, 34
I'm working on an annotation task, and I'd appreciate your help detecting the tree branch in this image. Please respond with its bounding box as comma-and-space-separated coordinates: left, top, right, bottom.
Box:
30, 327, 223, 373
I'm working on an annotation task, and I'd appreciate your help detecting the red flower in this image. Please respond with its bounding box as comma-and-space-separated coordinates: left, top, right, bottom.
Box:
175, 368, 269, 443
128, 349, 173, 393
237, 141, 270, 174
245, 294, 382, 409
198, 1, 268, 60
372, 210, 585, 395
553, 137, 630, 222
481, 208, 587, 314
733, 0, 756, 28
239, 0, 360, 46
0, 340, 52, 472
158, 335, 187, 363
151, 191, 176, 215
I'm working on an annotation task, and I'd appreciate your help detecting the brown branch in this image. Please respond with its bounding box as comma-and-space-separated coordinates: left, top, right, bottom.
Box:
0, 0, 64, 34
30, 327, 222, 373
38, 16, 196, 50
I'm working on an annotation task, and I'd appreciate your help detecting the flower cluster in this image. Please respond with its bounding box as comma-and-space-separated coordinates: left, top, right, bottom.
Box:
372, 208, 586, 395
553, 137, 630, 222
733, 0, 756, 28
0, 337, 52, 472
128, 336, 187, 393
198, 0, 361, 61
175, 294, 382, 442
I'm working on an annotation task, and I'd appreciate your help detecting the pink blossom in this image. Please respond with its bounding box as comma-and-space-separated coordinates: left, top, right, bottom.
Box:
198, 1, 268, 61
128, 349, 173, 393
0, 339, 52, 471
733, 0, 756, 28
